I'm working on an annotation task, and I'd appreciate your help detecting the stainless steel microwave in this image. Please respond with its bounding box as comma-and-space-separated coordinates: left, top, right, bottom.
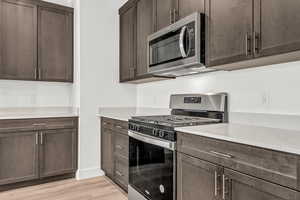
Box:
147, 12, 213, 77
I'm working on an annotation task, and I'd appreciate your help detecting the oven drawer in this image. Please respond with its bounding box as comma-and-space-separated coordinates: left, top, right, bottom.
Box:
114, 155, 128, 191
0, 117, 77, 133
177, 132, 299, 191
114, 132, 129, 159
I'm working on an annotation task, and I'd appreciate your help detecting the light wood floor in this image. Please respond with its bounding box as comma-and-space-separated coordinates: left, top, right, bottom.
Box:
0, 177, 128, 200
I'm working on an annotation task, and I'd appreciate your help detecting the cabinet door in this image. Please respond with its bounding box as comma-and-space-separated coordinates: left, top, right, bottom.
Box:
177, 153, 221, 200
38, 6, 73, 82
0, 0, 37, 80
39, 129, 77, 178
154, 0, 175, 30
178, 0, 204, 19
120, 6, 136, 82
206, 0, 253, 66
224, 169, 300, 200
136, 0, 154, 76
101, 128, 114, 179
0, 132, 39, 185
254, 0, 300, 57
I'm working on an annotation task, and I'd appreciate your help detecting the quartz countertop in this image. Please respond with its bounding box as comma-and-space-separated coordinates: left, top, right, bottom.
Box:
97, 107, 171, 121
175, 123, 300, 155
0, 107, 79, 120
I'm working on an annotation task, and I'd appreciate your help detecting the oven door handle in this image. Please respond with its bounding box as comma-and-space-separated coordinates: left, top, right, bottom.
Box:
128, 131, 175, 151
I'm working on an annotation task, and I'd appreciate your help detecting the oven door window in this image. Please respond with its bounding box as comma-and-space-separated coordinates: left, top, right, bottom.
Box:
129, 137, 174, 200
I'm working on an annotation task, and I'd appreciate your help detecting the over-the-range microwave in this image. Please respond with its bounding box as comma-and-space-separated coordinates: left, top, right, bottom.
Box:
147, 12, 214, 77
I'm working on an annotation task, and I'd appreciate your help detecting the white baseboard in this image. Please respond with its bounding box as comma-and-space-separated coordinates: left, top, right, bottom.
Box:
76, 167, 105, 180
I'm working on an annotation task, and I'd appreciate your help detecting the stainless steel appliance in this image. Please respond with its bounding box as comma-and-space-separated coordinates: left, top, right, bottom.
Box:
147, 12, 213, 77
128, 93, 228, 200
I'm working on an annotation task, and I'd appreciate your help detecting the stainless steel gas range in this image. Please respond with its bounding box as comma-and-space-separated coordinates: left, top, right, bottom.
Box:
128, 93, 228, 200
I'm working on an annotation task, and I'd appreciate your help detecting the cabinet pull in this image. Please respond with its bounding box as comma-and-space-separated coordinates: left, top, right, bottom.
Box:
116, 145, 123, 150
173, 9, 177, 23
245, 33, 251, 56
253, 32, 260, 54
115, 125, 122, 129
169, 9, 173, 24
116, 171, 123, 177
210, 151, 234, 159
38, 68, 42, 80
35, 133, 38, 145
32, 123, 47, 126
214, 171, 218, 196
40, 132, 44, 145
222, 175, 229, 200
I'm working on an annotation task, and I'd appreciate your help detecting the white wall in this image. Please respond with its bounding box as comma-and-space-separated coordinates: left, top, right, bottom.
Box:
78, 0, 137, 179
137, 61, 300, 115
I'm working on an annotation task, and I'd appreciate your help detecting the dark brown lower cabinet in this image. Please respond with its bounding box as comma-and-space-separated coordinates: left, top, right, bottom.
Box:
224, 169, 300, 200
0, 117, 78, 190
101, 128, 114, 179
101, 117, 129, 192
0, 131, 39, 186
177, 153, 221, 200
39, 129, 77, 178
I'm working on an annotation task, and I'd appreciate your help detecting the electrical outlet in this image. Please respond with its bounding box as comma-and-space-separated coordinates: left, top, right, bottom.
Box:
261, 92, 270, 106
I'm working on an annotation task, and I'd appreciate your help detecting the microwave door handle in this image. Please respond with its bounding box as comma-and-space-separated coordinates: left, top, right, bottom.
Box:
179, 26, 188, 58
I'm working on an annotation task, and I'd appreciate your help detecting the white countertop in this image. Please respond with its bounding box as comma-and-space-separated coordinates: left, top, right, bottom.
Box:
0, 107, 79, 120
175, 123, 300, 155
97, 107, 171, 121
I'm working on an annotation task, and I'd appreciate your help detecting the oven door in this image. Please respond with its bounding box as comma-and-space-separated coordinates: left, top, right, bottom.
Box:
128, 131, 176, 200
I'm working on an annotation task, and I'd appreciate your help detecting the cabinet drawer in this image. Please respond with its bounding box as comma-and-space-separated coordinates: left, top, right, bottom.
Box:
177, 132, 299, 190
114, 132, 129, 159
112, 120, 128, 135
0, 117, 77, 133
114, 156, 128, 191
101, 118, 114, 130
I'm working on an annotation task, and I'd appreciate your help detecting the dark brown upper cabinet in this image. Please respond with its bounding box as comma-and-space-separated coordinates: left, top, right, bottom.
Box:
253, 0, 300, 58
177, 0, 204, 19
38, 5, 73, 82
154, 0, 176, 31
0, 0, 38, 81
136, 0, 154, 76
119, 4, 136, 82
39, 128, 77, 178
205, 0, 254, 67
0, 131, 39, 186
0, 0, 73, 83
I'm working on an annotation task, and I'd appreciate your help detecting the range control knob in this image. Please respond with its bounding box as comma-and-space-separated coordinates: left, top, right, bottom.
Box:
159, 131, 165, 138
152, 129, 158, 136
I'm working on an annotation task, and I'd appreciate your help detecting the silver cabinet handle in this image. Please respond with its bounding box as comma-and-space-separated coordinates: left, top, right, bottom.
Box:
245, 33, 251, 56
253, 32, 260, 54
210, 151, 234, 159
173, 9, 177, 23
222, 174, 229, 200
116, 145, 123, 150
35, 133, 38, 145
32, 123, 47, 126
40, 132, 44, 145
214, 171, 218, 196
116, 171, 123, 177
169, 9, 173, 24
115, 125, 122, 129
